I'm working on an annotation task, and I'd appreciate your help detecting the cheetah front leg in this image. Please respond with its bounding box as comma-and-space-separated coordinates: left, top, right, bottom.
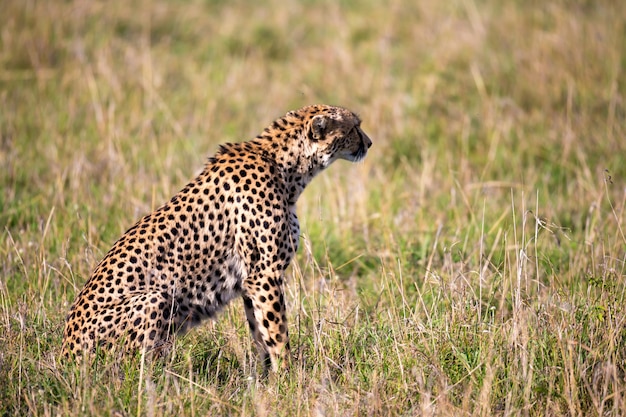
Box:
242, 276, 290, 373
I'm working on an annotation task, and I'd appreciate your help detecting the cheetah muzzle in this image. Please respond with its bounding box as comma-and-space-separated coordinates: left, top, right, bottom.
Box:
61, 104, 372, 373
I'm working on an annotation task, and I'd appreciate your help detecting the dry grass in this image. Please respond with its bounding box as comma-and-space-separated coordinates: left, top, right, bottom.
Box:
1, 0, 625, 415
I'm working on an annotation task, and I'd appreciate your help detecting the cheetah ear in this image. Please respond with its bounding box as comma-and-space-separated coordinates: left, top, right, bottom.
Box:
310, 115, 328, 140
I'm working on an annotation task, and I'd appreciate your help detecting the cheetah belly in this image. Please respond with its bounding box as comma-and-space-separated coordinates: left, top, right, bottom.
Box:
172, 250, 247, 333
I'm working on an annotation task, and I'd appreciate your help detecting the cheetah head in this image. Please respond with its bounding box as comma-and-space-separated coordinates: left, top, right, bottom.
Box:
300, 105, 372, 169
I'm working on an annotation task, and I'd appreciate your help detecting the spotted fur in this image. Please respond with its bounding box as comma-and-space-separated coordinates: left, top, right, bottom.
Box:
61, 104, 372, 372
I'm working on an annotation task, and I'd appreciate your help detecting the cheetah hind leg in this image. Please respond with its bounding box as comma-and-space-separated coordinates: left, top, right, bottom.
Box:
99, 291, 177, 358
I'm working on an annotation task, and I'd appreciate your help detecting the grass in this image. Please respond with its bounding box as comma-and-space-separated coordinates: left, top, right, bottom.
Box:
1, 0, 625, 415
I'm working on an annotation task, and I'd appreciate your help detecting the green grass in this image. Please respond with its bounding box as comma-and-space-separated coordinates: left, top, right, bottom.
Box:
1, 0, 626, 415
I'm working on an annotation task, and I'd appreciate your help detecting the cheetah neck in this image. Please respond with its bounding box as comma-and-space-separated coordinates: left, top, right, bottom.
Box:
250, 140, 322, 205
249, 129, 324, 204
212, 113, 327, 204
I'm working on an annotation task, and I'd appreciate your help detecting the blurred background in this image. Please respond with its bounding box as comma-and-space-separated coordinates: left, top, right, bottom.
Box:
1, 0, 625, 415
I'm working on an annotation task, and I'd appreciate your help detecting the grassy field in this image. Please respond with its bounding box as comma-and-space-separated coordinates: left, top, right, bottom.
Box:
1, 0, 625, 415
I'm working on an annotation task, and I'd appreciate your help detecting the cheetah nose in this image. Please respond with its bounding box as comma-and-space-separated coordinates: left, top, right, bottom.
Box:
363, 132, 372, 149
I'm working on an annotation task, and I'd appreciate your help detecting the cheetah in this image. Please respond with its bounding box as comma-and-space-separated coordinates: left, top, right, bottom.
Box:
61, 104, 372, 372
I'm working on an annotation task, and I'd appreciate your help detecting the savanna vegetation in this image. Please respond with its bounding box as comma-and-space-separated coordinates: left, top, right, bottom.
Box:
1, 0, 625, 415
